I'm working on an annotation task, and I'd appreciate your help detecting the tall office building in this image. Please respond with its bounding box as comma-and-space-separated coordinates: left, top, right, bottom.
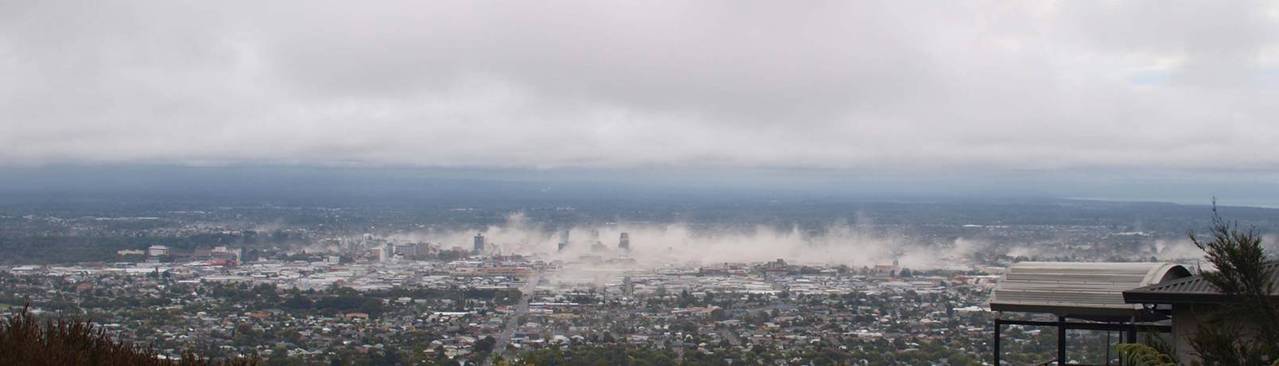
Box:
377, 242, 393, 262
557, 230, 570, 252
622, 276, 634, 296
589, 229, 605, 252
619, 232, 630, 252
473, 233, 486, 254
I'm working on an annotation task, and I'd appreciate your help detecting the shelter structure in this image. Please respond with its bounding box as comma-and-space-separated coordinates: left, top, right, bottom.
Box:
990, 262, 1192, 365
1123, 261, 1279, 364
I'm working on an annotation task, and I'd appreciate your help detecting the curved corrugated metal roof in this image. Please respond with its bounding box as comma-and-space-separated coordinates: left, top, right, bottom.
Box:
1124, 261, 1279, 304
990, 262, 1191, 317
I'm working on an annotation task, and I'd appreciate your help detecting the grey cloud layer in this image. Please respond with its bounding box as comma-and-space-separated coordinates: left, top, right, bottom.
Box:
2, 0, 1277, 169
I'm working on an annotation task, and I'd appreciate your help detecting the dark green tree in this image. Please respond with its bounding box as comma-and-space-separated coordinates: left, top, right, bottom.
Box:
473, 335, 497, 354
1188, 203, 1279, 365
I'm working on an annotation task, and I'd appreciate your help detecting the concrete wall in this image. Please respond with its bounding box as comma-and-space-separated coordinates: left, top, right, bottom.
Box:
1172, 304, 1213, 365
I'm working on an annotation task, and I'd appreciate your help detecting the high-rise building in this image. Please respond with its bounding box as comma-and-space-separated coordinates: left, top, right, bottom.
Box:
473, 233, 486, 254
622, 276, 634, 296
557, 230, 570, 252
379, 242, 393, 262
396, 242, 431, 259
589, 229, 605, 252
619, 232, 630, 252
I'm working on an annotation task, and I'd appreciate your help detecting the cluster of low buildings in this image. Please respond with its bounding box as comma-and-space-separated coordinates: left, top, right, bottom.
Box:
2, 196, 1255, 365
2, 246, 1057, 365
115, 245, 243, 265
493, 259, 1003, 364
0, 253, 538, 364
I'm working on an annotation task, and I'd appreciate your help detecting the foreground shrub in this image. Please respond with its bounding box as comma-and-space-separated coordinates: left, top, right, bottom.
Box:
1117, 343, 1175, 366
0, 305, 255, 366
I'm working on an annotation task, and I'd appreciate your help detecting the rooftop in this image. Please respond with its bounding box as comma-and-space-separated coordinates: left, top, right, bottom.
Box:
990, 262, 1191, 318
1124, 261, 1279, 305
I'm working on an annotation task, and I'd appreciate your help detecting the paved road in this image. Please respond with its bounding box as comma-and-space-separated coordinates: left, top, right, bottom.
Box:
483, 272, 541, 366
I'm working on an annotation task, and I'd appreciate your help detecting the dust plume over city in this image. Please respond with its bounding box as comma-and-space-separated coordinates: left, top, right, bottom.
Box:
383, 213, 972, 269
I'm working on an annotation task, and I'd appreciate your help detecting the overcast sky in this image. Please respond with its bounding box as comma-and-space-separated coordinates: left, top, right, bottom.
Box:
2, 1, 1278, 173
